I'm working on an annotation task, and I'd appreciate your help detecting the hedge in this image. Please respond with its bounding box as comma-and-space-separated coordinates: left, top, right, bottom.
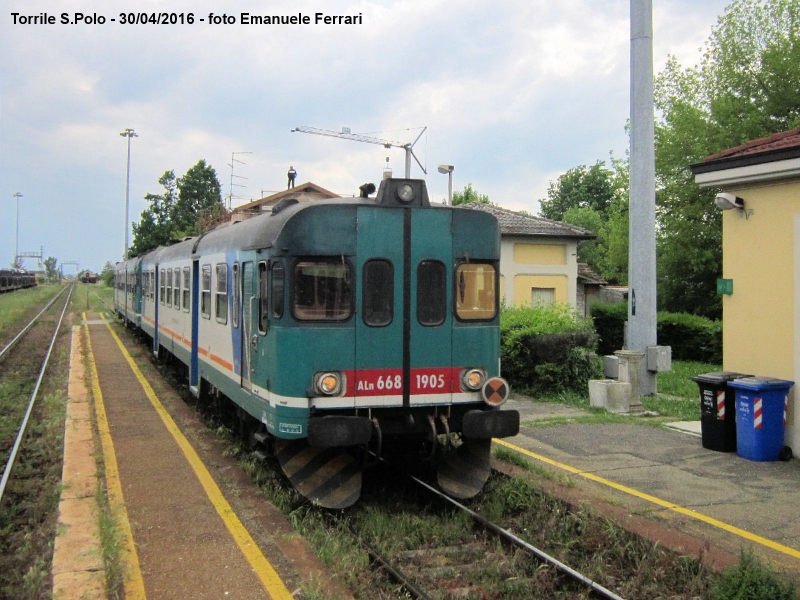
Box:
589, 302, 722, 364
501, 304, 600, 394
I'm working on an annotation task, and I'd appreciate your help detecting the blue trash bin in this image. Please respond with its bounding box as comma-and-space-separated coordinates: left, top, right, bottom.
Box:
729, 377, 794, 462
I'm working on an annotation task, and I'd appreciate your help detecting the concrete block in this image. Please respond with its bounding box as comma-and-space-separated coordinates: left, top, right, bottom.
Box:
647, 345, 672, 372
603, 355, 619, 379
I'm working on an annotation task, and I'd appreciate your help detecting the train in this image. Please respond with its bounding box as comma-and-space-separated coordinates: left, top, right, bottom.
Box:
0, 268, 37, 293
114, 177, 519, 508
79, 270, 99, 283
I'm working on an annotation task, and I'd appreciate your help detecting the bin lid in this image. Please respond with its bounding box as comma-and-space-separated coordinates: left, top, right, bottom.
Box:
728, 376, 795, 391
691, 371, 753, 385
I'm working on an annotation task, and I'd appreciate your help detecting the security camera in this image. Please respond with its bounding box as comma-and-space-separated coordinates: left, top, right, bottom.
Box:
714, 193, 744, 211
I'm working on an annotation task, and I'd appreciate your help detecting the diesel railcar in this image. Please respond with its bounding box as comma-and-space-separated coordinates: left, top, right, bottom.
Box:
115, 178, 519, 507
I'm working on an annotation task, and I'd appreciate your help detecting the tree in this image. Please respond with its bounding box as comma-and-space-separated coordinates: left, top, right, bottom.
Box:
100, 261, 115, 287
129, 161, 223, 256
654, 0, 800, 318
173, 160, 223, 236
452, 183, 491, 205
539, 161, 617, 221
43, 256, 59, 282
130, 170, 178, 256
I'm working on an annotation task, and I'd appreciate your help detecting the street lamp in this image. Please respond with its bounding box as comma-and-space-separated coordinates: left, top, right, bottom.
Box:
119, 128, 138, 258
12, 192, 22, 267
438, 165, 454, 205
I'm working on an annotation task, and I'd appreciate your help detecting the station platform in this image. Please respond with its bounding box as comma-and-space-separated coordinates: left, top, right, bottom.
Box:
498, 397, 800, 573
54, 314, 352, 600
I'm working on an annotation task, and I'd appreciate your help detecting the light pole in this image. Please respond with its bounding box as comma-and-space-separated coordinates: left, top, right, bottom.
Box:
12, 193, 22, 268
119, 128, 138, 258
438, 165, 454, 205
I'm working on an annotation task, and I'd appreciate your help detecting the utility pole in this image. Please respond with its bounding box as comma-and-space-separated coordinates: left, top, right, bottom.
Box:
13, 192, 22, 267
628, 0, 658, 395
120, 128, 138, 258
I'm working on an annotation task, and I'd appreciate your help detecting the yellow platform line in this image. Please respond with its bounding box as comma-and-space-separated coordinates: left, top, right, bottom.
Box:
83, 316, 146, 599
104, 322, 294, 600
494, 437, 800, 562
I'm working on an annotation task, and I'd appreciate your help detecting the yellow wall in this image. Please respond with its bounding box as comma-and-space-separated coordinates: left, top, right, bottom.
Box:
513, 275, 568, 305
513, 243, 566, 265
722, 182, 799, 384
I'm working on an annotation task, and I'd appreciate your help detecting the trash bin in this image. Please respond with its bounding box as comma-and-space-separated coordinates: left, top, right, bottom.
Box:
692, 372, 751, 452
729, 377, 795, 462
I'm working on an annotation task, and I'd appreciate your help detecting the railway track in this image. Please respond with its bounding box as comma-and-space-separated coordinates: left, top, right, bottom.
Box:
342, 463, 626, 600
0, 284, 75, 503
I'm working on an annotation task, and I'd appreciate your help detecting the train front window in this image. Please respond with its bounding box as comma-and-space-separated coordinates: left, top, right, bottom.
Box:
363, 260, 393, 327
417, 260, 446, 326
293, 259, 352, 321
455, 263, 497, 321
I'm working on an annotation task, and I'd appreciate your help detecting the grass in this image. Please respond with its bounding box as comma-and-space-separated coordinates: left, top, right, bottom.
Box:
0, 284, 62, 339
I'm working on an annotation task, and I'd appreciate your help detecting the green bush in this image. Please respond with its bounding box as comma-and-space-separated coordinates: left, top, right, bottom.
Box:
501, 304, 600, 395
589, 303, 722, 364
709, 550, 796, 600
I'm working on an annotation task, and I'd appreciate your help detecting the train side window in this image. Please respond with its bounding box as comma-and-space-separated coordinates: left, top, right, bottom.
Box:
292, 259, 353, 321
363, 260, 394, 327
151, 271, 156, 302
160, 269, 166, 305
215, 264, 228, 324
232, 263, 240, 328
166, 269, 173, 307
271, 261, 284, 319
455, 263, 497, 321
201, 265, 211, 319
258, 262, 269, 334
182, 268, 190, 311
417, 260, 446, 327
175, 270, 181, 310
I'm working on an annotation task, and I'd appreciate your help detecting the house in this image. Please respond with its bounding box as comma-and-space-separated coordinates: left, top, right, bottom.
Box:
577, 263, 609, 316
691, 125, 800, 449
460, 203, 595, 310
232, 182, 340, 219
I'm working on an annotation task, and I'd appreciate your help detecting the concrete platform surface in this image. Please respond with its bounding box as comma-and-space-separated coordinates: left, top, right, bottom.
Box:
501, 396, 800, 571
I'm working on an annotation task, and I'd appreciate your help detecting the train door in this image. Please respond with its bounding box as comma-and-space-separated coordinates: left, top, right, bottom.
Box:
153, 266, 160, 357
240, 261, 255, 389
189, 259, 200, 396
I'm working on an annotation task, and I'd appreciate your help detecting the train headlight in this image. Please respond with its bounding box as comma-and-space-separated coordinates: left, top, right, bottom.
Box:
315, 372, 342, 396
461, 368, 486, 391
397, 184, 415, 204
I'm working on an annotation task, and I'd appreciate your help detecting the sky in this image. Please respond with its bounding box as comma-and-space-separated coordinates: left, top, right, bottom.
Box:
1, 0, 731, 273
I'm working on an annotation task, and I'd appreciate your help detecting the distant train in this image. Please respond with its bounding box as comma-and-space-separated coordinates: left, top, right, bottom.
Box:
79, 270, 99, 283
0, 268, 37, 293
114, 178, 519, 508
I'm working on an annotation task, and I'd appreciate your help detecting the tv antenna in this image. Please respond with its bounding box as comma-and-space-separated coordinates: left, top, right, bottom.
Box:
291, 126, 427, 178
228, 151, 252, 210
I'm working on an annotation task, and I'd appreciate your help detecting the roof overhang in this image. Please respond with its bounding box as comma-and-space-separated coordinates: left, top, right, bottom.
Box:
691, 147, 800, 189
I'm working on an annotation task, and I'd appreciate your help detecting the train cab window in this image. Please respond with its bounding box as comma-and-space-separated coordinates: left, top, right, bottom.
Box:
166, 269, 173, 307
455, 263, 497, 321
201, 265, 211, 319
174, 271, 181, 310
292, 259, 353, 321
215, 264, 228, 324
160, 269, 166, 305
363, 260, 394, 327
258, 262, 269, 334
232, 263, 240, 328
182, 268, 190, 311
271, 261, 285, 319
417, 260, 446, 326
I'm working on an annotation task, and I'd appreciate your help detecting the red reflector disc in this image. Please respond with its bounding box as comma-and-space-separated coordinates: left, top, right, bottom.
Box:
481, 377, 509, 406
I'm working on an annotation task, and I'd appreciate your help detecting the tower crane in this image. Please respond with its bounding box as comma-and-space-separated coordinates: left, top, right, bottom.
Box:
291, 126, 427, 178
